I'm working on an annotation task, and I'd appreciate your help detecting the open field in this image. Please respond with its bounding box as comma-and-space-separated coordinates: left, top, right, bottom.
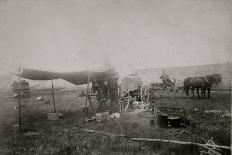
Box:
136, 63, 232, 91
0, 88, 231, 154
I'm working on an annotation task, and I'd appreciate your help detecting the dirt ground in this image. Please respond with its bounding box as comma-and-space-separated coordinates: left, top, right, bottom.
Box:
0, 88, 231, 154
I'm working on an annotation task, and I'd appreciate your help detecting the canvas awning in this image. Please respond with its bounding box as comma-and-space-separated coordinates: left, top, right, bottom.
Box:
20, 68, 116, 86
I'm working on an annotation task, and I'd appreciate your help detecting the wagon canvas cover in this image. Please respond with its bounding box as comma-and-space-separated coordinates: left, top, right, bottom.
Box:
20, 68, 115, 86
122, 74, 142, 91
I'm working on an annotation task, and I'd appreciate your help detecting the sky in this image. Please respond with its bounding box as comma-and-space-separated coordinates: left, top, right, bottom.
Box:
0, 0, 231, 76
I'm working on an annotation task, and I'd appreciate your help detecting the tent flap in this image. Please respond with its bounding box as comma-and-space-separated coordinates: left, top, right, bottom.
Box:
21, 68, 59, 80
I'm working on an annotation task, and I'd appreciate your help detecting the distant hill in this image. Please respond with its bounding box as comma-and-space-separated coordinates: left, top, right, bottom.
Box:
135, 63, 232, 90
1, 63, 231, 92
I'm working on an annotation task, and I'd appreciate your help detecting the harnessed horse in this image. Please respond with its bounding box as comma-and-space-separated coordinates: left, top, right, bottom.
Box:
184, 74, 222, 98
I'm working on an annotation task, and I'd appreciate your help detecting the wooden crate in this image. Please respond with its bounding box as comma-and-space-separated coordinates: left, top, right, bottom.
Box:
47, 113, 59, 120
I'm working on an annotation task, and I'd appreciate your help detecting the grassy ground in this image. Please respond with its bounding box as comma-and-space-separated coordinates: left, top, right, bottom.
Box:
0, 89, 231, 154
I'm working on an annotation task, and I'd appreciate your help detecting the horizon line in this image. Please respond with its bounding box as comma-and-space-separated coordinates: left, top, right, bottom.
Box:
135, 61, 231, 71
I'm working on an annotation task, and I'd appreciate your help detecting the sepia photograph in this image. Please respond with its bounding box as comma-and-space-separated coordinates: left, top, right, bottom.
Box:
0, 0, 231, 154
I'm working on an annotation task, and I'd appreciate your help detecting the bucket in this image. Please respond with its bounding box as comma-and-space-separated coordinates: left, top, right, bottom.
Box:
152, 107, 160, 117
12, 124, 19, 139
96, 113, 103, 122
102, 111, 110, 121
157, 114, 168, 127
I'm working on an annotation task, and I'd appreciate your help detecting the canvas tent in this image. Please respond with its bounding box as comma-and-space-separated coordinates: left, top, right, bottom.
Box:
19, 67, 119, 113
20, 68, 116, 85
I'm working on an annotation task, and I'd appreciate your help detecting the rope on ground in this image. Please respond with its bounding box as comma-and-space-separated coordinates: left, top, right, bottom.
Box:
80, 129, 126, 137
80, 129, 231, 150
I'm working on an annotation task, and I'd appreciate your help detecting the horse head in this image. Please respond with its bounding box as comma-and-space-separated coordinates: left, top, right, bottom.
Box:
213, 74, 222, 85
206, 74, 222, 86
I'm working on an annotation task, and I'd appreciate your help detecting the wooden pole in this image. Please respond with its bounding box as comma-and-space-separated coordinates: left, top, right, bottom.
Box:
18, 67, 22, 133
84, 71, 91, 116
81, 129, 231, 150
51, 80, 56, 113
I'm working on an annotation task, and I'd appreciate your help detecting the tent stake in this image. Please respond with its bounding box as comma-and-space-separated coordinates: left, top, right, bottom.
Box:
51, 80, 56, 113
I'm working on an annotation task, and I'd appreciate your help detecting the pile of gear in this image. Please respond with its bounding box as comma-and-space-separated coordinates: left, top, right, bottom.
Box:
12, 80, 31, 98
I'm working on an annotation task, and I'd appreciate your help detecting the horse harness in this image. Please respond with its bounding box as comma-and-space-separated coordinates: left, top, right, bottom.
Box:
203, 76, 210, 85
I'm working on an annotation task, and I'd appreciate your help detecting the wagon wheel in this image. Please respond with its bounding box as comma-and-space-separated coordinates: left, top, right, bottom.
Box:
118, 82, 131, 111
140, 83, 150, 103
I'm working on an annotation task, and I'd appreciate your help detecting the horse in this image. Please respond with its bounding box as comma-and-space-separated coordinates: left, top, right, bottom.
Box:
184, 74, 222, 99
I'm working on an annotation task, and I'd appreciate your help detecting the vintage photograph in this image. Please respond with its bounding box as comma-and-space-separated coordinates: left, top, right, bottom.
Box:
0, 0, 231, 154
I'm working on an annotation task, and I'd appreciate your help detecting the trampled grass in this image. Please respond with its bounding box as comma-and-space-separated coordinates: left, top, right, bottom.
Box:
0, 89, 231, 154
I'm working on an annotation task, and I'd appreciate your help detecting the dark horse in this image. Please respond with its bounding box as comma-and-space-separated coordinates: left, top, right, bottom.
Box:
184, 74, 222, 98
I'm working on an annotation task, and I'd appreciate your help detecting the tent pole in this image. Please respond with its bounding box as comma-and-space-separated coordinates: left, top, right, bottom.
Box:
18, 66, 22, 133
85, 71, 91, 117
51, 80, 56, 113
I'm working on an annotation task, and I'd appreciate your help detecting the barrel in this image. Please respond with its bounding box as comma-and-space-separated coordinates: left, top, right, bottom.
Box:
96, 113, 103, 122
102, 111, 110, 121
